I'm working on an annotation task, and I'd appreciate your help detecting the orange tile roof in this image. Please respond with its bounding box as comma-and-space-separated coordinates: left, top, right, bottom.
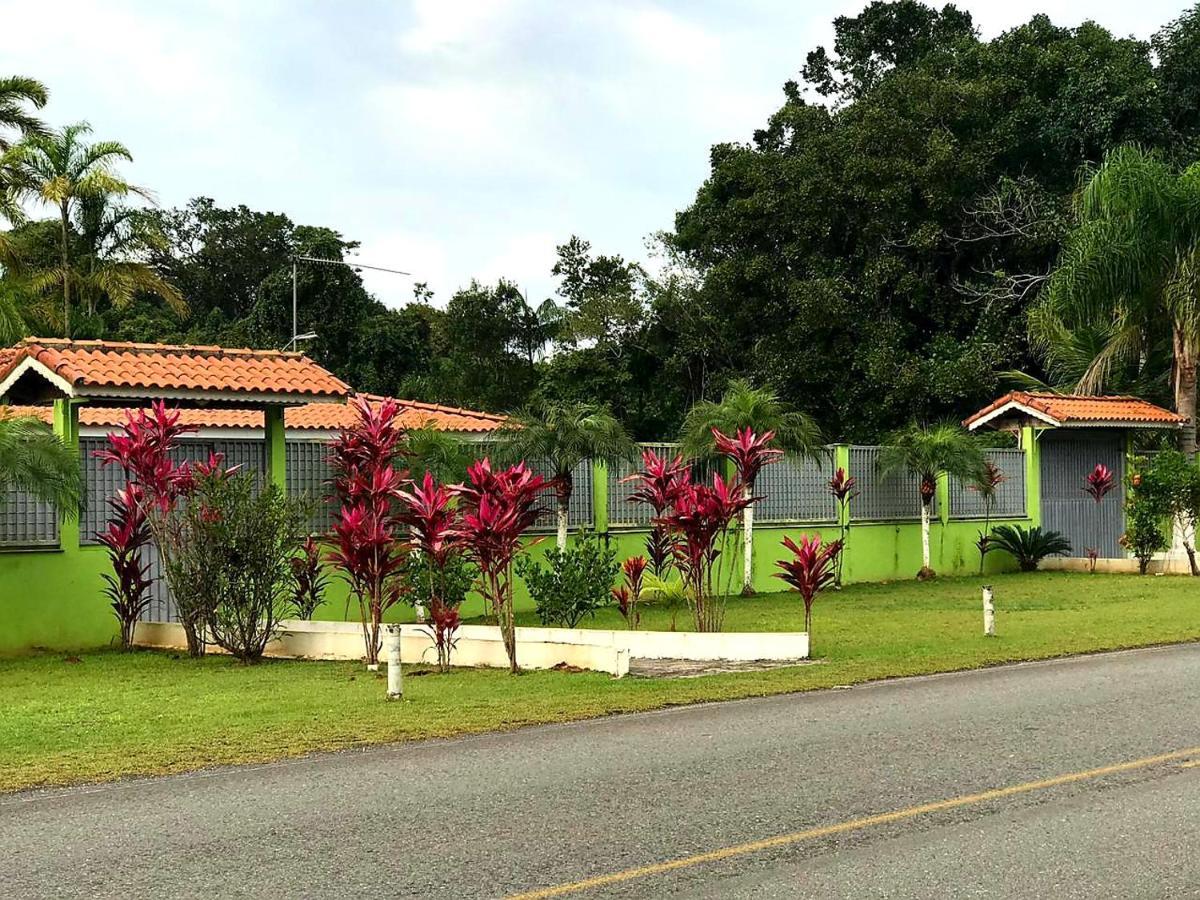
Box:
3, 395, 506, 434
0, 338, 350, 402
964, 391, 1186, 429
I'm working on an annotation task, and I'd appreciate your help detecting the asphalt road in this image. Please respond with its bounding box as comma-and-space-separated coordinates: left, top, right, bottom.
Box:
7, 644, 1200, 899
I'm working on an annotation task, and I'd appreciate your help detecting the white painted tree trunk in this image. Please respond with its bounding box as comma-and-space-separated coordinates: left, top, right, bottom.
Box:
742, 493, 754, 594
920, 501, 932, 574
556, 501, 569, 551
385, 624, 403, 700
982, 585, 995, 636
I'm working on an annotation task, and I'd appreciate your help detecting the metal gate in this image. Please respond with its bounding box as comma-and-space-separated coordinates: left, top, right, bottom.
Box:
1039, 429, 1125, 558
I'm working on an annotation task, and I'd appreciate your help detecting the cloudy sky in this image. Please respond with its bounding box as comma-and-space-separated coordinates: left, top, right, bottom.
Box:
0, 0, 1190, 307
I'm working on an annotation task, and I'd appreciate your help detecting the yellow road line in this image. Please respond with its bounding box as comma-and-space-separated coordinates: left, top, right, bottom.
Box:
509, 744, 1200, 899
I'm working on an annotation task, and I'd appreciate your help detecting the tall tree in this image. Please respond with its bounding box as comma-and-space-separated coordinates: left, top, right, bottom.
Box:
0, 76, 47, 150
4, 123, 179, 336
880, 423, 984, 579
679, 379, 822, 592
498, 399, 633, 549
1031, 145, 1200, 455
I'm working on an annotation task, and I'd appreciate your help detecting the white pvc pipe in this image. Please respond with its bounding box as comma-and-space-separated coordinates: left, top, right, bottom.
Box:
982, 585, 995, 637
385, 624, 403, 700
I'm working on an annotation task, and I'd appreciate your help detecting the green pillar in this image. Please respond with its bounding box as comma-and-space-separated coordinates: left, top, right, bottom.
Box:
1022, 425, 1041, 528
265, 406, 287, 494
52, 398, 81, 551
935, 471, 951, 526
591, 459, 608, 535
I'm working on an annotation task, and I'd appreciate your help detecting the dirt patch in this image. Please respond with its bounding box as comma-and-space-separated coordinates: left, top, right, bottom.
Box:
629, 658, 820, 679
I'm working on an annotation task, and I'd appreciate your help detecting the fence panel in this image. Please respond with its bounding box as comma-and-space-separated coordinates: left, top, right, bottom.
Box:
847, 445, 931, 521
0, 486, 59, 547
948, 448, 1026, 519
756, 451, 837, 523
607, 443, 677, 529
525, 458, 593, 531
287, 440, 335, 534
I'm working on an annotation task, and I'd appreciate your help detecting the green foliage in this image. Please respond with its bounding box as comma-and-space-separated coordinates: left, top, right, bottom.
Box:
406, 553, 477, 614
0, 414, 82, 512
879, 423, 985, 500
678, 378, 821, 464
165, 473, 309, 663
515, 531, 620, 628
986, 525, 1072, 571
1122, 459, 1176, 574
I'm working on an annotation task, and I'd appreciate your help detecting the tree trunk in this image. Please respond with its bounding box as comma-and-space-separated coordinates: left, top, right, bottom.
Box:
918, 500, 934, 579
59, 203, 71, 338
741, 486, 754, 596
556, 499, 569, 551
1174, 329, 1197, 458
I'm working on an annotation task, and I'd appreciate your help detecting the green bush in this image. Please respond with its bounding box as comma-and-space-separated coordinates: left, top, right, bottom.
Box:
987, 524, 1071, 572
515, 531, 619, 628
1128, 452, 1200, 574
1122, 481, 1170, 575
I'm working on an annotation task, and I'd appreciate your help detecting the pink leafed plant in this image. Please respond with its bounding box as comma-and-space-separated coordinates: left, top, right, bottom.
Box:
617, 555, 647, 630
827, 466, 858, 587
775, 534, 843, 648
970, 460, 1006, 574
398, 470, 465, 672
656, 473, 752, 632
327, 396, 411, 667
454, 458, 546, 673
712, 427, 783, 595
1082, 463, 1116, 573
623, 448, 690, 577
96, 483, 153, 650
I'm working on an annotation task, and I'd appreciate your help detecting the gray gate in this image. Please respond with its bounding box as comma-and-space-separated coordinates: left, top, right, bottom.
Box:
1039, 429, 1125, 558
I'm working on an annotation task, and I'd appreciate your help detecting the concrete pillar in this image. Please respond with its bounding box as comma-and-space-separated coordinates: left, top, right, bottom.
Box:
1021, 425, 1040, 527
591, 458, 608, 535
52, 398, 80, 551
265, 406, 287, 494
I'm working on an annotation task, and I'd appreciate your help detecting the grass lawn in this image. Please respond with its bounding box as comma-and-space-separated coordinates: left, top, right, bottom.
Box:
4, 571, 1200, 794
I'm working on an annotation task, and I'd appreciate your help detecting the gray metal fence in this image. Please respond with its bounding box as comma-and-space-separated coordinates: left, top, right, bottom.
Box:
948, 448, 1027, 519
286, 440, 335, 534
756, 451, 837, 523
848, 445, 932, 521
1039, 430, 1125, 558
0, 486, 58, 547
526, 458, 593, 532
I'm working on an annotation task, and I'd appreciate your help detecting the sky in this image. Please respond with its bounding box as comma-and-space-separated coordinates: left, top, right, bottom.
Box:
0, 0, 1192, 309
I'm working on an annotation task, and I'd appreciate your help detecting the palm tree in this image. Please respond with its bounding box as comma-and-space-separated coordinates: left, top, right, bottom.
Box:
679, 378, 822, 593
0, 76, 47, 149
880, 423, 985, 580
3, 123, 182, 336
0, 413, 83, 513
498, 400, 633, 549
1030, 145, 1200, 456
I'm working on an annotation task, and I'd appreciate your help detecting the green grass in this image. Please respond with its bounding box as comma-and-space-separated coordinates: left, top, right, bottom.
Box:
4, 571, 1200, 794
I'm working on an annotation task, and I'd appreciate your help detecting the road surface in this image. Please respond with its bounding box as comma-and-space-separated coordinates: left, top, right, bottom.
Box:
6, 644, 1200, 898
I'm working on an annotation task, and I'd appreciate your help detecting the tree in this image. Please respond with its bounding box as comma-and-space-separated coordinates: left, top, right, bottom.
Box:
775, 534, 843, 648
0, 76, 47, 150
4, 123, 182, 336
498, 399, 633, 549
679, 379, 821, 592
879, 423, 984, 578
1031, 145, 1200, 456
0, 413, 83, 512
552, 235, 646, 350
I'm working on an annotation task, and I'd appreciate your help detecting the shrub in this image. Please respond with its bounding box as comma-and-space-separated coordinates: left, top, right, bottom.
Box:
166, 471, 309, 663
455, 458, 546, 673
289, 536, 329, 620
828, 467, 857, 587
1121, 475, 1170, 575
616, 556, 647, 630
1128, 451, 1200, 575
516, 530, 619, 628
774, 534, 842, 649
987, 524, 1071, 572
97, 484, 153, 649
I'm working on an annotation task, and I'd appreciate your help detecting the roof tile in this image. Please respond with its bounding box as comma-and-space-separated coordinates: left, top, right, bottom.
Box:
964, 391, 1185, 428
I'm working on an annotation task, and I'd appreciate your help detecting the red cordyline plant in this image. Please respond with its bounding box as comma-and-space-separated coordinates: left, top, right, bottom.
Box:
289, 536, 329, 620
398, 470, 463, 672
454, 458, 546, 673
95, 402, 240, 656
97, 483, 153, 650
657, 473, 752, 633
712, 427, 783, 595
970, 460, 1006, 574
623, 448, 690, 576
828, 467, 858, 588
327, 396, 411, 668
1083, 463, 1116, 573
775, 534, 843, 649
616, 555, 647, 630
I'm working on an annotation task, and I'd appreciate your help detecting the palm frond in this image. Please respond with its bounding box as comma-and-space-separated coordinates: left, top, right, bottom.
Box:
678, 378, 822, 460
0, 414, 83, 513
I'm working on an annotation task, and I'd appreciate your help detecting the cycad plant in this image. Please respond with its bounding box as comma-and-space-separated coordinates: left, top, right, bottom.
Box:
0, 411, 83, 513
1030, 145, 1200, 456
680, 379, 821, 593
498, 399, 632, 550
880, 423, 985, 579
